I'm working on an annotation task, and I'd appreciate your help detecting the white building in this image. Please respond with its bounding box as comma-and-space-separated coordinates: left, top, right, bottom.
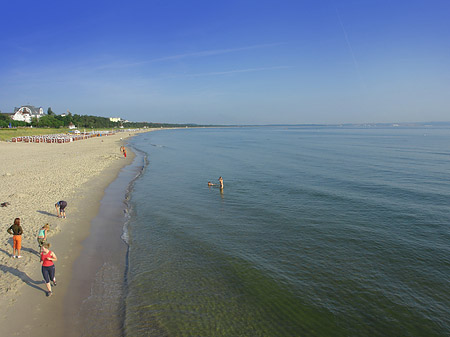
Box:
11, 105, 44, 123
109, 117, 122, 123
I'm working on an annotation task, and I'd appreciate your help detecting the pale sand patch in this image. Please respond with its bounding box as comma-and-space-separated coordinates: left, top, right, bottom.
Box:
0, 130, 152, 336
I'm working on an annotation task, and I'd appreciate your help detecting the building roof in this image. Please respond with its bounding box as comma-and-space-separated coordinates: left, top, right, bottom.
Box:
14, 105, 43, 115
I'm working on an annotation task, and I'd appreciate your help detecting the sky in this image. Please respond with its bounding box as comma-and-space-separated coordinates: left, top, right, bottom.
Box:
0, 0, 449, 125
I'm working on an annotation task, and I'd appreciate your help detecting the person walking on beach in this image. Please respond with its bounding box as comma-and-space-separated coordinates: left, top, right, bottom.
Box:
123, 147, 127, 158
7, 218, 23, 258
40, 243, 57, 297
55, 200, 67, 218
37, 224, 49, 253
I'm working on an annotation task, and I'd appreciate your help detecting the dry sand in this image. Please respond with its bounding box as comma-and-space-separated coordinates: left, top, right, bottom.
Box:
0, 130, 150, 336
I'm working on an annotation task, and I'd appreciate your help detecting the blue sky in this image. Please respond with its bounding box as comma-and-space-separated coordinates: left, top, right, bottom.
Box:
0, 0, 449, 124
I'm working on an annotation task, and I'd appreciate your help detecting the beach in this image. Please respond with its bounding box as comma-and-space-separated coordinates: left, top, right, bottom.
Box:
0, 130, 147, 336
2, 126, 449, 336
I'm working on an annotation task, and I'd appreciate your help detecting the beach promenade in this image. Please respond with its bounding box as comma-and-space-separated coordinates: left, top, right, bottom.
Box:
0, 130, 148, 336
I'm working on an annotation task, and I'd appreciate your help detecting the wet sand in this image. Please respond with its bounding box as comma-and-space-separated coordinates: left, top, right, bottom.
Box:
64, 148, 145, 336
0, 130, 150, 336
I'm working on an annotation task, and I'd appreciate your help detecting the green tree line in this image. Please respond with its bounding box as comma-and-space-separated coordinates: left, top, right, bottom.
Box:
1, 112, 202, 129
29, 113, 119, 128
0, 114, 28, 128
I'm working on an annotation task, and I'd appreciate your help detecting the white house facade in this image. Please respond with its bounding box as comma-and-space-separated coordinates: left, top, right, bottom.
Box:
11, 105, 44, 123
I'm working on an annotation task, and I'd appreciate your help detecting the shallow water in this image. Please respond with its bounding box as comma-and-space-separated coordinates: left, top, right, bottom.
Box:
63, 149, 145, 337
125, 127, 450, 336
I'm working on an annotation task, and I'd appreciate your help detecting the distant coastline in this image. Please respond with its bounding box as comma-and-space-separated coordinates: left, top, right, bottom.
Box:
224, 121, 450, 128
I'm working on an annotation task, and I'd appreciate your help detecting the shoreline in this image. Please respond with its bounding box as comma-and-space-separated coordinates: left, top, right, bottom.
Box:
0, 130, 150, 336
63, 142, 146, 336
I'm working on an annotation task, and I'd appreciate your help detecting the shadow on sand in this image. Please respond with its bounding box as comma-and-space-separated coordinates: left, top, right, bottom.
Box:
0, 247, 12, 258
0, 265, 46, 293
1, 241, 39, 257
21, 247, 40, 257
37, 210, 57, 217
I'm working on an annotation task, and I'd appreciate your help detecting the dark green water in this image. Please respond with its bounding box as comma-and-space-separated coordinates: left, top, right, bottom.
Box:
124, 127, 450, 336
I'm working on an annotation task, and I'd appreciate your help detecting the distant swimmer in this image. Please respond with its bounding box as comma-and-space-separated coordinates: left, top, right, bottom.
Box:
218, 176, 224, 189
208, 182, 216, 186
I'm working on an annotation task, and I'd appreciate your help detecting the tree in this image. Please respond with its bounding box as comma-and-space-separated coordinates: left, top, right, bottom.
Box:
37, 115, 64, 128
47, 107, 55, 115
31, 117, 39, 127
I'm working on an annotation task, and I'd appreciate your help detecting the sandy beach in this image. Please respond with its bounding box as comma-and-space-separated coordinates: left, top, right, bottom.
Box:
0, 130, 148, 336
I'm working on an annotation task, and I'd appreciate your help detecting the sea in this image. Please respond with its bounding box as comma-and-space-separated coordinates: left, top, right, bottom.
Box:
121, 126, 450, 336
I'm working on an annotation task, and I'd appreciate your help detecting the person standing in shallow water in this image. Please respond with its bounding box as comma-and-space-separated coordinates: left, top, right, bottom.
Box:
7, 218, 23, 258
40, 243, 57, 297
218, 176, 224, 189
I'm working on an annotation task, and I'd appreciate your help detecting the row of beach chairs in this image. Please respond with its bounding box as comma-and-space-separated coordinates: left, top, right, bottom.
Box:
11, 132, 116, 143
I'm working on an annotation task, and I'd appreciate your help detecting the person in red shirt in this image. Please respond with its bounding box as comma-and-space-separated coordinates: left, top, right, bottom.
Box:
40, 243, 58, 297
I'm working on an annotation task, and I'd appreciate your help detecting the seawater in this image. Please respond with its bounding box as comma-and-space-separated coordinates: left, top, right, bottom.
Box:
124, 127, 450, 336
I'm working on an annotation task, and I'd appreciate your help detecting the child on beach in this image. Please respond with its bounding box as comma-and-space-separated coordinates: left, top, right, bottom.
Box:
40, 243, 57, 297
37, 224, 49, 253
7, 218, 23, 258
55, 200, 67, 218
